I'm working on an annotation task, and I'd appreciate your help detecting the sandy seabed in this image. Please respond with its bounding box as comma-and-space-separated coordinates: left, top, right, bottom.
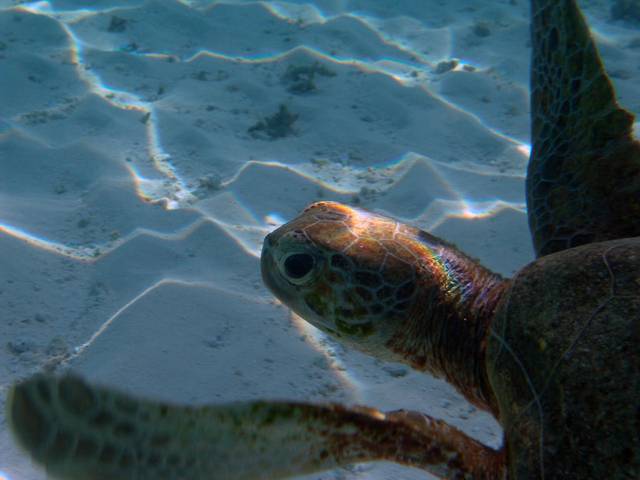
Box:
0, 0, 638, 479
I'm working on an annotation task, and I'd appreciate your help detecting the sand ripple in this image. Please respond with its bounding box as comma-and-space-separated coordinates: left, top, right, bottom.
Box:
1, 1, 638, 479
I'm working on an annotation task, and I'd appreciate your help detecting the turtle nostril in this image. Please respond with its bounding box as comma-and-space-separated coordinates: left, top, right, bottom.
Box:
284, 253, 315, 279
264, 233, 275, 248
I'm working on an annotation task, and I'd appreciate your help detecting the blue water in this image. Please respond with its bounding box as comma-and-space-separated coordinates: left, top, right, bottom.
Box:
0, 1, 638, 479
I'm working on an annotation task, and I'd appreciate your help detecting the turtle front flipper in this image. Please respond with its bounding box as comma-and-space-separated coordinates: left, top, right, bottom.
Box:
528, 0, 640, 257
8, 374, 505, 480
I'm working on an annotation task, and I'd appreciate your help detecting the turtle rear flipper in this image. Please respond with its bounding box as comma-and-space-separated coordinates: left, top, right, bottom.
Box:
8, 374, 504, 480
528, 0, 640, 257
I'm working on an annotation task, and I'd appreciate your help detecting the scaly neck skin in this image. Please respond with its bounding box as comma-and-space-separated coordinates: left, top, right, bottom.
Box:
387, 240, 510, 415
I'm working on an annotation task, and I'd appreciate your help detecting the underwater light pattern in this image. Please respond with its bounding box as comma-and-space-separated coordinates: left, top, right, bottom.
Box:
0, 1, 638, 479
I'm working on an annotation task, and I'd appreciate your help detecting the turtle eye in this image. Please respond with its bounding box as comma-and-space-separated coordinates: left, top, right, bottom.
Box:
282, 253, 315, 283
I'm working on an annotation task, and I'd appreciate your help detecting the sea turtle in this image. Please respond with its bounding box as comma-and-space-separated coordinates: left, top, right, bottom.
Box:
6, 0, 640, 479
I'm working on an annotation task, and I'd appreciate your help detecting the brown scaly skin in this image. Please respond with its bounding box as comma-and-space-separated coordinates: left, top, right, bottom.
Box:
528, 0, 640, 256
262, 201, 509, 415
8, 374, 504, 480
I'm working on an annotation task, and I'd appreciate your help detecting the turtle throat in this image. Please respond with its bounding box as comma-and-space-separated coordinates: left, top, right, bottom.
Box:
386, 247, 510, 415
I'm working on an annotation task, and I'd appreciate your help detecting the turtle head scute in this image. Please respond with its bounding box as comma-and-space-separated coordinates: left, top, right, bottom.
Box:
261, 202, 418, 354
7, 375, 53, 460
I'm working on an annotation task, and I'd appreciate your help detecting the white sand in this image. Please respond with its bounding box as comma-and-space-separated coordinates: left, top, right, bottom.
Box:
0, 1, 638, 479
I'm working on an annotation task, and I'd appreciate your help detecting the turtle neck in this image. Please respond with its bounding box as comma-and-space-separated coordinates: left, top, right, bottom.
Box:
386, 231, 510, 415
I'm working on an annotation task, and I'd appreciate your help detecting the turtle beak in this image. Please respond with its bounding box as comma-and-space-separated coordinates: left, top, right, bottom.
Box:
261, 233, 283, 300
261, 232, 303, 309
261, 234, 275, 292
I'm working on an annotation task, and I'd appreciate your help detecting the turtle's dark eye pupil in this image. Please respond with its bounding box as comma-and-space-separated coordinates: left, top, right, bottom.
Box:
284, 253, 314, 279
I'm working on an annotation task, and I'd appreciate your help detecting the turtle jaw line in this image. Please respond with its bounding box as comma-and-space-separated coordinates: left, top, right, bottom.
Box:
301, 309, 402, 360
261, 235, 394, 351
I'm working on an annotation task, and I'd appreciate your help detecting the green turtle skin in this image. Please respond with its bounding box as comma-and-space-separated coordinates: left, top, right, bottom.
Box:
487, 237, 640, 479
527, 0, 640, 256
8, 373, 504, 480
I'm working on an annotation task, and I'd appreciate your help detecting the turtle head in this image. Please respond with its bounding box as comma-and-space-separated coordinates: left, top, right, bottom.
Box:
262, 201, 508, 410
261, 201, 418, 353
